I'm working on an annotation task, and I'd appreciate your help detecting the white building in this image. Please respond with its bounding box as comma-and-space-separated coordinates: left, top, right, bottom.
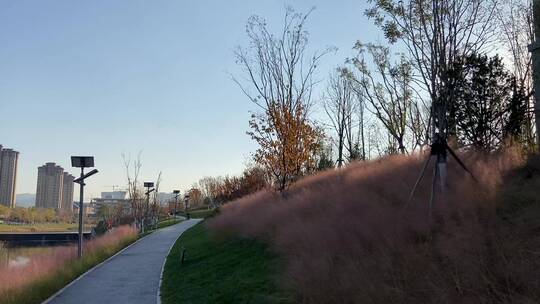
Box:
100, 191, 127, 200
93, 191, 130, 216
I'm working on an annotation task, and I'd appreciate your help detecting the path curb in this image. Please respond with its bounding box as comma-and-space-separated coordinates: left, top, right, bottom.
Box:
156, 219, 202, 304
41, 229, 152, 304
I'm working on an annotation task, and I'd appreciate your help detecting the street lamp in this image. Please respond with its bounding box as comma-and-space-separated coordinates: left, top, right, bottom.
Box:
71, 156, 98, 258
173, 190, 180, 218
144, 182, 155, 232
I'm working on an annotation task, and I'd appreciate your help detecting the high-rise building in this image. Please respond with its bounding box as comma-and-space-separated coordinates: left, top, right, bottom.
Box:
36, 163, 64, 209
61, 172, 75, 211
0, 145, 19, 208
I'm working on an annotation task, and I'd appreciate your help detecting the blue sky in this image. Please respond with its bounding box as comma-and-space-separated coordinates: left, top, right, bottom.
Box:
0, 0, 379, 201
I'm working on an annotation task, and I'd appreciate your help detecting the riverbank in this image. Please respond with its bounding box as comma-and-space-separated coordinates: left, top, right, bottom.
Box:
0, 223, 84, 233
45, 220, 200, 304
0, 226, 137, 304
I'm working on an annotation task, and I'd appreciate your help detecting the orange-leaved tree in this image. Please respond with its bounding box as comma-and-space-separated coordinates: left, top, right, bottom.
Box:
248, 103, 322, 191
234, 8, 330, 191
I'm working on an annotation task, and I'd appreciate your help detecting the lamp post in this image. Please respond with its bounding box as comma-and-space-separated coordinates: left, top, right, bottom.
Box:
143, 182, 155, 233
71, 156, 98, 258
173, 190, 180, 218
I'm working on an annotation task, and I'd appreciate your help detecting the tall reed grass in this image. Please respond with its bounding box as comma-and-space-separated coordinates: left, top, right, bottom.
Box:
0, 225, 138, 304
210, 150, 540, 303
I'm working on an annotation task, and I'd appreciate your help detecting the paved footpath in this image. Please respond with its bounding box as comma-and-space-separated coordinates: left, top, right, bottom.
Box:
46, 219, 202, 304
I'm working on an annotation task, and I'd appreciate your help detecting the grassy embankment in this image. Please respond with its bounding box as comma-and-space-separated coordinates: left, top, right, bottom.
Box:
157, 218, 183, 229
209, 151, 540, 303
164, 151, 540, 303
0, 222, 86, 232
161, 221, 290, 304
177, 208, 218, 219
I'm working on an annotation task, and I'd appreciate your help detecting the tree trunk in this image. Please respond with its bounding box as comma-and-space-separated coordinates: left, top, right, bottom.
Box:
337, 135, 344, 167
398, 142, 406, 154
530, 0, 540, 150
360, 109, 366, 160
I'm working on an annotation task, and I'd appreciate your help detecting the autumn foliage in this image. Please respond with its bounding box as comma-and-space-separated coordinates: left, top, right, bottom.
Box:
235, 9, 331, 191
249, 104, 321, 191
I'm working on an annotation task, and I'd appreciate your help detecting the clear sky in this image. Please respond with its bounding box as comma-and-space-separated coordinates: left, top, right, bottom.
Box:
0, 0, 380, 201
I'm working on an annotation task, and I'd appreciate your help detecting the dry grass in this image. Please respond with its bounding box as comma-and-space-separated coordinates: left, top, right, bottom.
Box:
210, 149, 540, 303
0, 225, 138, 304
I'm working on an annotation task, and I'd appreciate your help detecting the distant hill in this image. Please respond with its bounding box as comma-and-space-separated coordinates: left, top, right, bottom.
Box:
16, 193, 35, 207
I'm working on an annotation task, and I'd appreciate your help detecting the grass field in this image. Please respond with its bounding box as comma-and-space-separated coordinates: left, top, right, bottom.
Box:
0, 223, 83, 232
177, 208, 217, 219
157, 218, 183, 229
161, 222, 290, 304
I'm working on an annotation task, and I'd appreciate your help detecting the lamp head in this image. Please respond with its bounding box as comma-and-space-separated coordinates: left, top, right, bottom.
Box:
71, 156, 95, 168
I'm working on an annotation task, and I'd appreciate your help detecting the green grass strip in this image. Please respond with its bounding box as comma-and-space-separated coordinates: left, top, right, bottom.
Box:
177, 208, 218, 219
158, 218, 183, 229
161, 222, 291, 304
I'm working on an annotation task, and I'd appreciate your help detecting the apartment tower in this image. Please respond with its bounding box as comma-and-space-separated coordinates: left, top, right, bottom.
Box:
0, 145, 19, 207
61, 172, 75, 211
36, 163, 64, 209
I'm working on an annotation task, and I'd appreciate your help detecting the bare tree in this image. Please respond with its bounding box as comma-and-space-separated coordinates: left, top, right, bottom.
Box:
497, 0, 537, 148
122, 152, 145, 232
233, 8, 330, 191
367, 122, 385, 158
323, 69, 357, 167
408, 101, 429, 151
150, 171, 162, 228
198, 177, 219, 207
346, 43, 414, 154
355, 91, 367, 160
366, 0, 498, 142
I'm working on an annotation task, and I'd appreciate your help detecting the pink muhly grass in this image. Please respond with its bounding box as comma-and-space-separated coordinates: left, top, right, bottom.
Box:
0, 225, 138, 299
209, 150, 531, 303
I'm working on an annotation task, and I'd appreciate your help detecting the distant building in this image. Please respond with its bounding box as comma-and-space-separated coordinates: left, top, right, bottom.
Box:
100, 191, 127, 200
61, 172, 75, 211
36, 162, 74, 210
93, 191, 130, 216
74, 202, 95, 217
0, 145, 19, 208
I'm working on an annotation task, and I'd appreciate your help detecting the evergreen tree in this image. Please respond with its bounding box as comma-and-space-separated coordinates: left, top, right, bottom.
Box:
449, 53, 523, 151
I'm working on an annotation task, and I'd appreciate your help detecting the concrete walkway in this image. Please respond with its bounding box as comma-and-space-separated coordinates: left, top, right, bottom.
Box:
45, 219, 202, 304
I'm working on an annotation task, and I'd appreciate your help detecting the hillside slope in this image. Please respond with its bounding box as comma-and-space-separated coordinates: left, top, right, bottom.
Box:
210, 150, 540, 303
